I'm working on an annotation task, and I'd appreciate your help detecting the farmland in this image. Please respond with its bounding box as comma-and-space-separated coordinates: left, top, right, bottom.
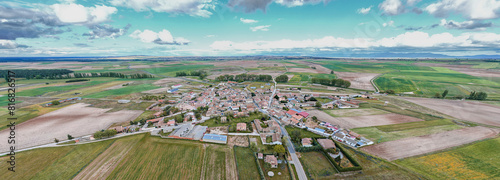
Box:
142, 64, 214, 76
300, 151, 337, 180
234, 146, 261, 180
362, 126, 499, 161
396, 137, 500, 180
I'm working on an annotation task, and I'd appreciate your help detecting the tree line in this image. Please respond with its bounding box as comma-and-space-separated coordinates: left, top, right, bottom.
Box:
275, 74, 289, 83
216, 73, 273, 82
0, 69, 154, 80
175, 70, 207, 80
311, 77, 351, 88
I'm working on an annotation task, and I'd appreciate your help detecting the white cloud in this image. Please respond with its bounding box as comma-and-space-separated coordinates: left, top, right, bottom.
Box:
51, 3, 117, 25
240, 18, 258, 23
357, 6, 372, 14
129, 29, 190, 45
110, 0, 214, 18
425, 0, 500, 20
383, 20, 395, 27
440, 19, 493, 30
0, 40, 19, 49
250, 25, 271, 32
210, 31, 500, 51
275, 0, 325, 7
379, 0, 405, 15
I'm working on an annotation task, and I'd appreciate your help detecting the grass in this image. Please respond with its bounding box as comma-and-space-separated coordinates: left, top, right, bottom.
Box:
234, 146, 261, 180
361, 103, 442, 121
259, 157, 291, 180
396, 137, 500, 180
352, 123, 463, 143
108, 135, 204, 179
199, 113, 267, 128
300, 151, 337, 180
80, 99, 153, 112
285, 126, 323, 139
375, 119, 455, 132
17, 81, 109, 97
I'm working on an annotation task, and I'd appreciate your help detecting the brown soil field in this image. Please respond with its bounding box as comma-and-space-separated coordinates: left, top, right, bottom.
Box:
335, 72, 378, 90
203, 60, 293, 68
129, 65, 151, 69
227, 136, 249, 147
153, 78, 184, 85
0, 103, 143, 152
16, 96, 58, 108
362, 126, 499, 161
294, 61, 331, 74
402, 97, 500, 127
80, 66, 103, 70
104, 82, 133, 90
308, 110, 422, 129
247, 71, 283, 77
414, 63, 500, 78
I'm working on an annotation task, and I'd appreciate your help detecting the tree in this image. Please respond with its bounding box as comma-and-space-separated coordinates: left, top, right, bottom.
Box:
67, 134, 73, 140
274, 145, 286, 156
250, 142, 258, 152
315, 101, 322, 108
54, 138, 59, 143
442, 90, 449, 99
51, 100, 60, 105
312, 116, 318, 121
385, 90, 395, 94
330, 70, 334, 74
434, 93, 442, 98
469, 91, 487, 100
290, 130, 302, 143
275, 74, 289, 83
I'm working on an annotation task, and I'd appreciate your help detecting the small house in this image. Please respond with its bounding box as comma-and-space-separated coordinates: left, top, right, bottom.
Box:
302, 138, 313, 147
265, 155, 278, 168
236, 123, 247, 131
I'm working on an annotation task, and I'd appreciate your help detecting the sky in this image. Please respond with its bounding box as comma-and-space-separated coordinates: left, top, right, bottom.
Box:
0, 0, 499, 58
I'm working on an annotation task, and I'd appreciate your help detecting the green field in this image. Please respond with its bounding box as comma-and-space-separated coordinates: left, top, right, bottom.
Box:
17, 81, 109, 97
285, 126, 323, 139
234, 146, 261, 180
352, 123, 463, 143
199, 113, 267, 128
300, 151, 337, 180
375, 119, 455, 132
202, 145, 227, 180
396, 137, 500, 180
82, 83, 160, 98
323, 108, 389, 117
142, 64, 214, 76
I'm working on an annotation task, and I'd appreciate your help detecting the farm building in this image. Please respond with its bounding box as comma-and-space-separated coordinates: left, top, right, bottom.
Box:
172, 84, 183, 88
265, 155, 278, 168
317, 139, 336, 149
168, 88, 179, 93
302, 138, 313, 147
202, 134, 227, 144
118, 100, 130, 104
109, 126, 124, 133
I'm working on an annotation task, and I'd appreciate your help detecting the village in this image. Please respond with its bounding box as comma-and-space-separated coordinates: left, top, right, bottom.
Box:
98, 80, 372, 178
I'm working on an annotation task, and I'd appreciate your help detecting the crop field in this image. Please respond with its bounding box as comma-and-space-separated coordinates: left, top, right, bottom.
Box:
300, 151, 337, 180
17, 81, 109, 97
323, 108, 389, 117
0, 103, 142, 152
316, 112, 424, 129
362, 126, 499, 161
285, 126, 323, 139
396, 137, 500, 180
107, 135, 205, 179
352, 120, 464, 143
234, 146, 261, 180
0, 139, 114, 180
82, 83, 160, 99
0, 103, 69, 131
201, 145, 229, 180
142, 64, 214, 76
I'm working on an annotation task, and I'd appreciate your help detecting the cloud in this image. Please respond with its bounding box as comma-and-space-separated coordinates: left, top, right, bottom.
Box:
406, 0, 421, 6
274, 0, 327, 7
83, 24, 131, 39
210, 31, 500, 52
228, 0, 328, 12
379, 0, 405, 15
383, 20, 395, 27
110, 0, 214, 18
240, 18, 258, 23
425, 0, 500, 20
228, 0, 273, 13
73, 43, 91, 47
129, 29, 190, 45
250, 25, 271, 31
0, 6, 67, 40
0, 40, 24, 49
51, 3, 117, 25
440, 19, 493, 30
357, 6, 372, 14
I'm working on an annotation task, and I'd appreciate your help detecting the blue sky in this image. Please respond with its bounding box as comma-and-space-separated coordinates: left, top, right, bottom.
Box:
0, 0, 499, 57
